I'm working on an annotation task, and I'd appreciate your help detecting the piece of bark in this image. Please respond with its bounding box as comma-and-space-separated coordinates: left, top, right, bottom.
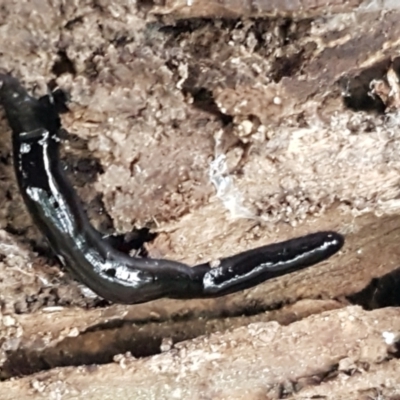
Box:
0, 299, 342, 379
1, 307, 400, 399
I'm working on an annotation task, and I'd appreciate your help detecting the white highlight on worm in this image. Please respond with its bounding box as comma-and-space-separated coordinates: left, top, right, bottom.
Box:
203, 236, 339, 291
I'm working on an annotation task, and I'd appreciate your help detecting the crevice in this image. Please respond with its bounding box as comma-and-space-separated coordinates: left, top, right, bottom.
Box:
271, 50, 306, 82
339, 59, 391, 113
64, 15, 84, 30
136, 0, 157, 14
51, 50, 76, 77
159, 18, 235, 37
102, 228, 157, 257
0, 306, 312, 380
348, 267, 400, 309
0, 317, 224, 379
182, 85, 233, 126
0, 295, 337, 380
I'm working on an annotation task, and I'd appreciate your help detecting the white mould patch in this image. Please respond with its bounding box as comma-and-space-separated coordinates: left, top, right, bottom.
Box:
209, 153, 254, 220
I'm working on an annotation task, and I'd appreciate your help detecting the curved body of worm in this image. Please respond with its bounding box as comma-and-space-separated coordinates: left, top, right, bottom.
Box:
0, 74, 344, 304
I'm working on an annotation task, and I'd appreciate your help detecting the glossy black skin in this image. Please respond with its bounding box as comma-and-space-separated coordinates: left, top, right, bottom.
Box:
0, 74, 344, 304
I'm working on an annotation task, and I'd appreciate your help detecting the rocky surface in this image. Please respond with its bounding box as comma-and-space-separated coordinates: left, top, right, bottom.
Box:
1, 307, 400, 399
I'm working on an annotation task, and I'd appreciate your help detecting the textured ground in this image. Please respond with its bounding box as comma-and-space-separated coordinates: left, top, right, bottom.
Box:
1, 306, 400, 400
1, 0, 400, 398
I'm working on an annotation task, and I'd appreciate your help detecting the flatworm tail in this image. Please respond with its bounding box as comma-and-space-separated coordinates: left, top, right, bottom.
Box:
0, 74, 344, 304
193, 231, 344, 296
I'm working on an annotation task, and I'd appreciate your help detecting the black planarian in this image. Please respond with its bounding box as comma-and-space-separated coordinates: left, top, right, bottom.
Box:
0, 74, 344, 304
